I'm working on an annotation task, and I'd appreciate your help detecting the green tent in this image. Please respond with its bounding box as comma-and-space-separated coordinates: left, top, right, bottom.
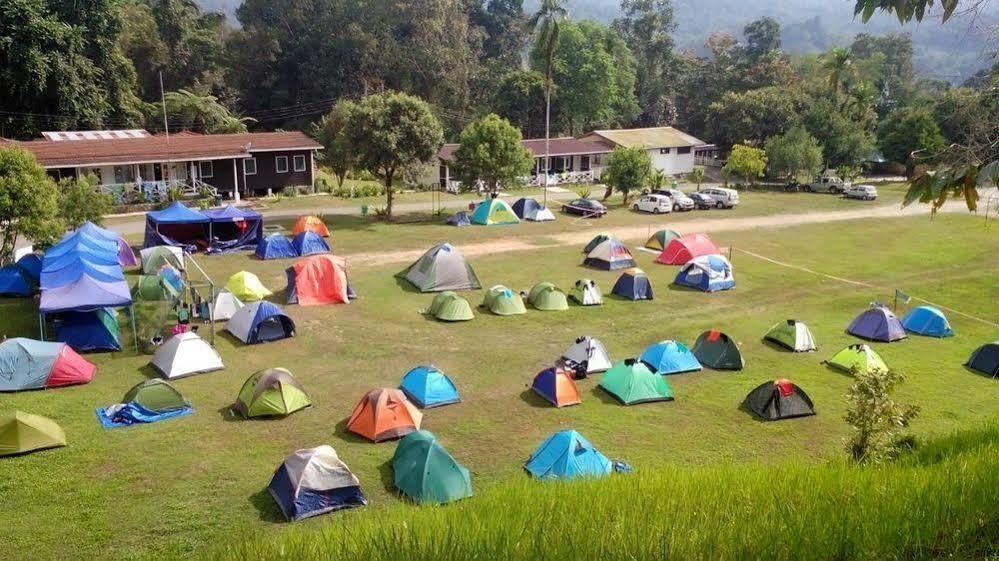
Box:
0, 411, 66, 457
122, 379, 189, 412
763, 320, 817, 352
568, 278, 603, 305
426, 291, 474, 322
825, 344, 888, 374
599, 359, 674, 405
141, 246, 183, 274
481, 285, 526, 316
528, 282, 568, 311
583, 233, 614, 254
644, 229, 681, 251
132, 275, 167, 301
392, 430, 472, 505
234, 368, 312, 418
470, 198, 520, 225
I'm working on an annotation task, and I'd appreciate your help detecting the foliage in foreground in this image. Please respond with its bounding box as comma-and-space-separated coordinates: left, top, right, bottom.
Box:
210, 424, 999, 561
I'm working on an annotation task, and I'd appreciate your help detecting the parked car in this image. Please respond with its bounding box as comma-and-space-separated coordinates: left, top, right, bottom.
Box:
697, 187, 740, 209
650, 189, 695, 211
561, 198, 607, 217
689, 192, 715, 209
844, 184, 878, 200
804, 175, 848, 193
632, 194, 673, 214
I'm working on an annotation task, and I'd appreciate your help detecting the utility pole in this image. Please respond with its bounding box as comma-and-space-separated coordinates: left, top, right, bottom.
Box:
159, 71, 169, 142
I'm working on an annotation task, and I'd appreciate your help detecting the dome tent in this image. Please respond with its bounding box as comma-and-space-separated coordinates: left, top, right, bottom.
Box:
527, 282, 569, 311
396, 243, 481, 292
900, 305, 953, 337
599, 359, 674, 405
55, 308, 122, 352
225, 271, 272, 301
226, 301, 296, 344
763, 320, 817, 352
847, 305, 907, 342
122, 379, 189, 412
285, 255, 354, 306
582, 233, 614, 254
140, 245, 184, 274
673, 255, 735, 292
444, 211, 471, 227
0, 338, 96, 391
584, 239, 636, 271
150, 332, 224, 379
255, 234, 297, 260
0, 411, 66, 457
611, 268, 653, 300
0, 265, 37, 297
481, 285, 526, 316
560, 336, 613, 375
568, 278, 603, 305
346, 388, 423, 442
291, 231, 330, 257
824, 344, 888, 374
399, 365, 460, 408
644, 229, 681, 251
292, 215, 330, 237
234, 368, 312, 418
470, 198, 520, 225
965, 341, 999, 377
268, 445, 366, 521
639, 340, 702, 375
531, 367, 581, 407
743, 379, 816, 421
131, 275, 168, 301
511, 197, 555, 222
210, 290, 244, 321
392, 430, 472, 505
656, 233, 720, 265
425, 291, 474, 322
525, 430, 611, 480
690, 330, 744, 370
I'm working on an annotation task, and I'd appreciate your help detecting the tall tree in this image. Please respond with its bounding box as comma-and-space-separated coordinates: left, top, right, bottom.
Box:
743, 16, 781, 62
528, 0, 568, 206
802, 97, 876, 169
705, 86, 805, 149
722, 144, 767, 186
145, 89, 251, 133
345, 91, 444, 219
452, 114, 534, 192
0, 146, 61, 259
492, 70, 549, 139
314, 100, 360, 189
612, 0, 678, 126
604, 146, 652, 204
764, 126, 823, 180
822, 47, 854, 95
119, 3, 170, 101
878, 107, 947, 170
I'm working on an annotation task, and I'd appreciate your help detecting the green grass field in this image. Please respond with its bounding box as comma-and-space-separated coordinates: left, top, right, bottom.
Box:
0, 201, 996, 560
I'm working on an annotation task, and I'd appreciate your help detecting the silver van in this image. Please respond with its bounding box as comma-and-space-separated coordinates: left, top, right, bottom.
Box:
698, 187, 740, 208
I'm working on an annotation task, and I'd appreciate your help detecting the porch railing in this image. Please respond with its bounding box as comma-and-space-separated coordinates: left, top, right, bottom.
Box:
99, 179, 219, 204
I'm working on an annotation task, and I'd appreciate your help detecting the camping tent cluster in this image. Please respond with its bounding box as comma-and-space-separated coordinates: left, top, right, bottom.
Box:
144, 202, 263, 253
0, 338, 96, 391
40, 222, 134, 351
256, 232, 330, 260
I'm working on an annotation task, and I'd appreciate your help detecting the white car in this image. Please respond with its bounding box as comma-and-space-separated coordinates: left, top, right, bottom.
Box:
844, 184, 878, 200
632, 194, 673, 214
651, 189, 695, 211
698, 187, 740, 208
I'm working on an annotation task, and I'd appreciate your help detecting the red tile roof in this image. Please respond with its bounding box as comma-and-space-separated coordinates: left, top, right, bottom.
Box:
438, 136, 614, 161
12, 131, 321, 168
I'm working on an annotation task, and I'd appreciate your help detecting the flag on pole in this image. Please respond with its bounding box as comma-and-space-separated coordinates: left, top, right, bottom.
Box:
895, 289, 912, 304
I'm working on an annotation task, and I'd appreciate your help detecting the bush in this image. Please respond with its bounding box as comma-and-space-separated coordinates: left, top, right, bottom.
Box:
574, 185, 592, 199
845, 368, 920, 464
282, 186, 299, 198
330, 182, 385, 199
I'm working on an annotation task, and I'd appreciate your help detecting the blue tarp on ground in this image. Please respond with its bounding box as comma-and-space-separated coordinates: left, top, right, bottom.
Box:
900, 305, 954, 337
292, 231, 330, 257
0, 265, 37, 297
95, 402, 193, 429
143, 202, 211, 251
204, 205, 264, 253
256, 235, 298, 260
399, 365, 460, 408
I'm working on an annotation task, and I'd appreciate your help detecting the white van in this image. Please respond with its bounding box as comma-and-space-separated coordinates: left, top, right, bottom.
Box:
698, 187, 740, 208
844, 184, 878, 200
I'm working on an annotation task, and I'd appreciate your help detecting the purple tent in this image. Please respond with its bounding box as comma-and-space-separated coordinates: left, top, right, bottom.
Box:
143, 202, 210, 252
204, 205, 264, 253
846, 306, 907, 342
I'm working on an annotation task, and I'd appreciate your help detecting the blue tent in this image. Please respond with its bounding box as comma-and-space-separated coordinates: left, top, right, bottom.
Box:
54, 309, 122, 351
511, 198, 541, 219
292, 231, 330, 257
847, 305, 907, 342
40, 258, 124, 288
639, 340, 702, 374
673, 255, 735, 292
46, 229, 119, 260
204, 205, 264, 253
524, 429, 612, 480
143, 202, 211, 251
268, 445, 367, 521
900, 305, 953, 337
444, 211, 471, 227
15, 254, 42, 281
226, 301, 296, 344
0, 265, 37, 297
399, 365, 460, 408
256, 235, 297, 260
611, 268, 653, 300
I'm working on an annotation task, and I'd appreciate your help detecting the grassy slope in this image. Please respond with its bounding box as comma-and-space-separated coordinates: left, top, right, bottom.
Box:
0, 206, 995, 559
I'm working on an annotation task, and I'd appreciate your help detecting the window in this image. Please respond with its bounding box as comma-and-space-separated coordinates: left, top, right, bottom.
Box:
243, 158, 257, 175
275, 155, 289, 174
198, 161, 214, 178
660, 147, 671, 155
677, 146, 691, 155
293, 154, 307, 172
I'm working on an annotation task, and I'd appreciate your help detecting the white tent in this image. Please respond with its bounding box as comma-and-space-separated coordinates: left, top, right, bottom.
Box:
211, 290, 244, 321
569, 279, 603, 306
150, 332, 224, 379
525, 206, 556, 222
560, 336, 612, 374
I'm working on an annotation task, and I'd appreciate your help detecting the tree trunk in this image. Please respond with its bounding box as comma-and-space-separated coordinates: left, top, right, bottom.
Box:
544, 61, 552, 208
385, 171, 394, 221
603, 184, 613, 200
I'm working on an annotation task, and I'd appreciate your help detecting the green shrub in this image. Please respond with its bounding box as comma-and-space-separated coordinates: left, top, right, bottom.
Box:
574, 185, 592, 198
845, 368, 920, 464
282, 186, 299, 198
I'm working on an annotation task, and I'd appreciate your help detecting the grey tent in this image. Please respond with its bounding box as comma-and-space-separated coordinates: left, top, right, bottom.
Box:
559, 336, 612, 375
396, 243, 481, 292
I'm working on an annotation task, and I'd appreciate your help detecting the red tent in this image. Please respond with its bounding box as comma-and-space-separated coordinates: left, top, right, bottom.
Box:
656, 234, 720, 265
286, 255, 351, 306
46, 344, 98, 387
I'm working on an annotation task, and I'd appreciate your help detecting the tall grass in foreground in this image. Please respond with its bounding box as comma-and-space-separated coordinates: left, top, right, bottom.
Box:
210, 425, 999, 561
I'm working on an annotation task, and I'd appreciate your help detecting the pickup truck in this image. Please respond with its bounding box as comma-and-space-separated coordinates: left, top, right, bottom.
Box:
804, 176, 848, 194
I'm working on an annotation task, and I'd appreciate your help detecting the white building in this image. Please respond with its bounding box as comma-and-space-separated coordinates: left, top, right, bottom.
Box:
578, 126, 707, 176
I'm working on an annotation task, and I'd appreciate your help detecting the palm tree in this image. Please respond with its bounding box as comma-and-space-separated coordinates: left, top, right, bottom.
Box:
687, 166, 706, 191
822, 47, 853, 95
528, 0, 568, 206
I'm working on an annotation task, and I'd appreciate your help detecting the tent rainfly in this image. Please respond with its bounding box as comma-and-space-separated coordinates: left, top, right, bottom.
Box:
0, 411, 66, 457
268, 445, 366, 521
690, 330, 744, 370
481, 285, 526, 316
346, 388, 422, 442
392, 430, 472, 505
524, 430, 611, 480
234, 368, 312, 418
560, 336, 613, 375
764, 320, 817, 352
211, 290, 244, 321
743, 379, 816, 420
150, 332, 225, 379
396, 243, 481, 292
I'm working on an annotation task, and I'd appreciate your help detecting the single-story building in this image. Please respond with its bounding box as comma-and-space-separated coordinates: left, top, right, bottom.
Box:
425, 125, 708, 189
7, 129, 322, 200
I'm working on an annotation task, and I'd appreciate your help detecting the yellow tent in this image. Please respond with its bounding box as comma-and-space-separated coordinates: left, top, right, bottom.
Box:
225, 271, 272, 301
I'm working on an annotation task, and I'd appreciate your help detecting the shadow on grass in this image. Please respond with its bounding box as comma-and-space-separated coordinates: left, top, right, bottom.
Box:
377, 459, 398, 496
216, 404, 242, 423
519, 388, 554, 409
394, 276, 424, 295
248, 488, 286, 523
737, 401, 771, 424
137, 364, 161, 380
333, 417, 373, 445
590, 386, 620, 406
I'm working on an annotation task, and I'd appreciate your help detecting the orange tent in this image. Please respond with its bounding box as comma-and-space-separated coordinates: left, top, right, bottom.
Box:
530, 367, 582, 407
656, 233, 720, 265
346, 388, 423, 442
286, 255, 350, 306
292, 215, 330, 237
